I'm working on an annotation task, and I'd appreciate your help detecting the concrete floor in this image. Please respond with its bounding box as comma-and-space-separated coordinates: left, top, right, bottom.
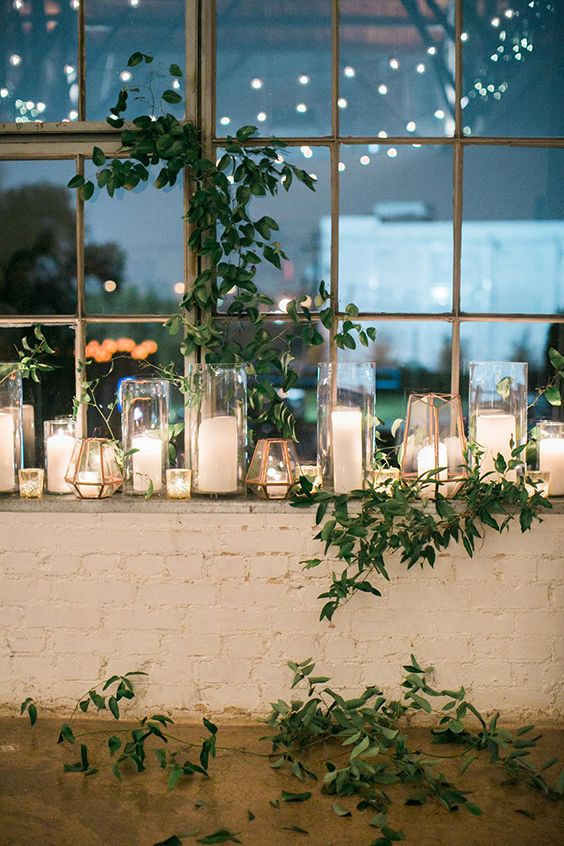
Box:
0, 718, 563, 846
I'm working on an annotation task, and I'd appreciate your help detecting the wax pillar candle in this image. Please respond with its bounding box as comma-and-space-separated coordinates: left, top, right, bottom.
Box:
331, 407, 363, 494
539, 438, 564, 496
132, 435, 163, 493
197, 416, 238, 493
46, 432, 75, 493
417, 442, 448, 479
0, 412, 15, 491
444, 436, 464, 473
475, 413, 516, 480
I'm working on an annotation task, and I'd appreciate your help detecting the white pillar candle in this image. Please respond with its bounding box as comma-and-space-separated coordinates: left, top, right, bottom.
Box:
417, 442, 448, 500
0, 412, 15, 491
197, 416, 238, 493
76, 470, 102, 499
444, 436, 465, 473
331, 407, 363, 494
46, 433, 75, 493
539, 438, 564, 496
132, 435, 163, 493
475, 413, 516, 480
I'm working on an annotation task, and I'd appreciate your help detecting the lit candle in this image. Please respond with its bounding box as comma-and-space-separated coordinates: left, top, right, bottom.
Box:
417, 443, 448, 499
539, 438, 564, 496
132, 435, 163, 493
475, 413, 517, 480
197, 416, 238, 493
444, 436, 464, 473
46, 431, 75, 493
331, 407, 363, 493
76, 470, 102, 499
0, 411, 15, 491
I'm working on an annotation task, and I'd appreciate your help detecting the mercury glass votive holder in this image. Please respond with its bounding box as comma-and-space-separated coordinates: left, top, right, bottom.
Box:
18, 468, 44, 499
166, 469, 192, 499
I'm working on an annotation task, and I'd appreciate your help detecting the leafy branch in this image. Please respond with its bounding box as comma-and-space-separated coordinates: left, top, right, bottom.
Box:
68, 53, 374, 441
291, 445, 551, 621
0, 325, 57, 387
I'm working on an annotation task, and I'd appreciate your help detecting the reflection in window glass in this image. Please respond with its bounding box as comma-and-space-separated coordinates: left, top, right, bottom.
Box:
0, 325, 76, 466
86, 0, 185, 121
216, 0, 332, 137
337, 145, 453, 312
340, 0, 454, 137
218, 147, 330, 315
0, 0, 79, 123
462, 147, 564, 315
340, 321, 452, 433
84, 180, 184, 314
85, 322, 184, 443
462, 1, 564, 137
0, 160, 77, 315
460, 321, 564, 425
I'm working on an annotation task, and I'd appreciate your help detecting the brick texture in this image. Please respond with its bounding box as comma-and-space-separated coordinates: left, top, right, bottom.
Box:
0, 510, 563, 721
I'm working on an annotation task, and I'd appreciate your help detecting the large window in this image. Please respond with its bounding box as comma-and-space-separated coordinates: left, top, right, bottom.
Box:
1, 1, 563, 458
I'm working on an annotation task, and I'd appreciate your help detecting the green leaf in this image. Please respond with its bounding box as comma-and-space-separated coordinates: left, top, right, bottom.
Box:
67, 174, 85, 189
162, 89, 183, 104
92, 146, 106, 166
108, 735, 121, 755
108, 696, 119, 720
127, 52, 144, 67
196, 831, 241, 844
466, 802, 482, 816
281, 790, 312, 803
544, 385, 561, 406
247, 810, 255, 821
281, 826, 309, 835
496, 376, 513, 401
548, 346, 564, 373
332, 803, 351, 817
79, 181, 95, 202
169, 63, 183, 77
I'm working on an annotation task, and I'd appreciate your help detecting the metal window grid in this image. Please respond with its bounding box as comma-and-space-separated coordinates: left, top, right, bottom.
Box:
0, 0, 562, 429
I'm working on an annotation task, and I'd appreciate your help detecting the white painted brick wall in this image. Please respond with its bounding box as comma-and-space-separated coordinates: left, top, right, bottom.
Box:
0, 507, 563, 722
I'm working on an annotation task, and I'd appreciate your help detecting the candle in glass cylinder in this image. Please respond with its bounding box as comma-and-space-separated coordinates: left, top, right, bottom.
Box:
331, 407, 363, 493
539, 438, 564, 496
132, 435, 163, 493
46, 431, 75, 493
0, 412, 15, 491
197, 416, 238, 493
475, 413, 516, 480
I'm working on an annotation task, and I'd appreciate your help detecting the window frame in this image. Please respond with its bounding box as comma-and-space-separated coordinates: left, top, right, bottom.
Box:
0, 0, 563, 434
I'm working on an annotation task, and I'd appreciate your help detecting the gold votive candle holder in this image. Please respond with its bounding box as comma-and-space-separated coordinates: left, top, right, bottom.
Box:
166, 468, 192, 499
18, 468, 44, 499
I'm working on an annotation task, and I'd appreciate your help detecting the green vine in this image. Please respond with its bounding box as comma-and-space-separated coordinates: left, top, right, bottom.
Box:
68, 53, 372, 441
291, 444, 551, 621
0, 325, 57, 386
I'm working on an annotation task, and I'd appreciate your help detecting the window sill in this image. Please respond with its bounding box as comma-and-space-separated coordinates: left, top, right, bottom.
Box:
0, 493, 563, 515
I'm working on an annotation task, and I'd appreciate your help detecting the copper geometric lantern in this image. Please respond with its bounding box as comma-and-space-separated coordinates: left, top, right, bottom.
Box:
65, 438, 123, 499
246, 438, 302, 500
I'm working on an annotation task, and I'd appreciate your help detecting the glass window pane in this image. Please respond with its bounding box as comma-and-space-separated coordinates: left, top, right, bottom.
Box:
460, 321, 564, 425
340, 0, 455, 137
462, 1, 564, 137
0, 324, 76, 466
0, 0, 79, 123
218, 146, 330, 315
86, 0, 185, 121
84, 179, 184, 314
338, 144, 453, 312
216, 0, 332, 137
461, 147, 564, 314
0, 160, 77, 315
85, 322, 184, 442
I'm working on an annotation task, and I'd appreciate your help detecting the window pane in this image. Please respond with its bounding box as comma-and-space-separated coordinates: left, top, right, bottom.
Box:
340, 320, 452, 433
0, 0, 79, 123
218, 146, 330, 315
216, 0, 332, 137
461, 147, 564, 314
84, 179, 184, 314
340, 0, 455, 137
86, 0, 185, 121
460, 321, 564, 425
462, 1, 564, 137
338, 145, 453, 312
0, 325, 76, 466
0, 160, 77, 315
85, 322, 184, 442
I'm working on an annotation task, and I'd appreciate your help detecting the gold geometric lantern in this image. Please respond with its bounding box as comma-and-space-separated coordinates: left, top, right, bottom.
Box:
246, 438, 302, 500
400, 393, 467, 498
64, 438, 123, 499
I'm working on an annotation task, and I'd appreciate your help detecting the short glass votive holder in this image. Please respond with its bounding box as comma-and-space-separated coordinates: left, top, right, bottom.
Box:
525, 470, 550, 498
18, 468, 44, 499
166, 469, 192, 500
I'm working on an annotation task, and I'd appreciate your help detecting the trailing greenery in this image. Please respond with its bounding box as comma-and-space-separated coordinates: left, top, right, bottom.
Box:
0, 325, 57, 386
68, 53, 372, 441
291, 443, 552, 621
